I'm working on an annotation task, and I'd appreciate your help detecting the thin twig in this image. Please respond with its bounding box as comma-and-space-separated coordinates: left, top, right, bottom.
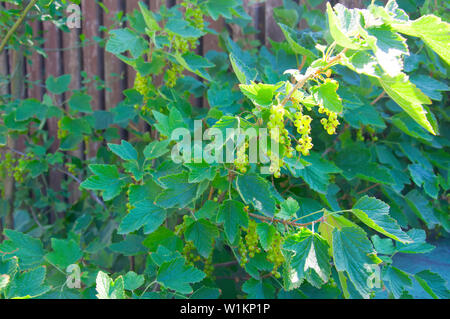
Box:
371, 91, 386, 105
248, 212, 324, 228
0, 0, 39, 54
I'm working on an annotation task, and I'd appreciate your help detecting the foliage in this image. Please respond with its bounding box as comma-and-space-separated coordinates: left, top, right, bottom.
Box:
0, 0, 449, 300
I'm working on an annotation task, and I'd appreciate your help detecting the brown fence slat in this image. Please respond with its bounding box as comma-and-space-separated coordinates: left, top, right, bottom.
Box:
43, 21, 63, 199
103, 0, 125, 110
63, 23, 83, 203
27, 20, 43, 100
265, 0, 283, 44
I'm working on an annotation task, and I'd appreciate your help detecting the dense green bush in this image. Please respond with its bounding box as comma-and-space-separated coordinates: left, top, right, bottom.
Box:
0, 0, 449, 299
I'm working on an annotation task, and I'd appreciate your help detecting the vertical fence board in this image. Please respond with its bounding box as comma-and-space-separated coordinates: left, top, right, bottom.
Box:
27, 20, 43, 100
82, 0, 103, 157
43, 21, 63, 199
103, 0, 125, 110
265, 0, 283, 44
63, 24, 83, 203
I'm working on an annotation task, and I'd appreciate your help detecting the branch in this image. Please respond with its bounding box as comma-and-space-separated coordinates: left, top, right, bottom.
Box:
0, 0, 39, 55
248, 212, 324, 228
371, 91, 386, 105
3, 146, 107, 209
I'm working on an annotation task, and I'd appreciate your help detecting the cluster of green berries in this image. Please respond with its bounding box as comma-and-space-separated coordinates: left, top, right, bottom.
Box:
134, 72, 152, 114
267, 104, 293, 178
166, 62, 184, 88
266, 232, 285, 278
182, 240, 201, 266
184, 2, 204, 48
203, 245, 215, 278
238, 220, 262, 267
234, 141, 249, 174
0, 153, 31, 183
294, 111, 313, 156
65, 163, 77, 175
319, 106, 340, 135
57, 119, 68, 140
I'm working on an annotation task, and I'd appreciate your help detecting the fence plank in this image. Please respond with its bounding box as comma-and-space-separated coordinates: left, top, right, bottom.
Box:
27, 20, 43, 100
103, 0, 125, 110
63, 23, 83, 203
265, 0, 283, 44
43, 21, 63, 200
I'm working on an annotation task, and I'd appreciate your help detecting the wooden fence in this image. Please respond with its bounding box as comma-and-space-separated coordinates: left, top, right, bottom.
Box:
0, 0, 365, 198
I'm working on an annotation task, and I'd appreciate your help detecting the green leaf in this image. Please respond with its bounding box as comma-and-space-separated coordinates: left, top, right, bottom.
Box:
396, 229, 435, 254
96, 271, 125, 299
242, 278, 276, 299
80, 164, 128, 201
0, 274, 9, 291
123, 271, 145, 291
283, 228, 331, 290
155, 172, 201, 208
45, 238, 83, 269
352, 196, 411, 243
407, 164, 439, 199
143, 139, 171, 160
68, 92, 93, 113
217, 200, 249, 243
118, 199, 166, 235
229, 53, 258, 84
142, 227, 183, 252
332, 227, 375, 299
109, 235, 146, 256
404, 190, 440, 228
415, 270, 450, 299
15, 99, 46, 121
5, 267, 50, 299
184, 163, 217, 183
184, 219, 219, 258
0, 230, 45, 270
46, 74, 71, 95
383, 266, 412, 299
190, 286, 221, 299
392, 15, 450, 65
204, 0, 238, 20
239, 82, 282, 107
236, 174, 277, 217
138, 2, 160, 32
108, 140, 138, 162
326, 3, 362, 50
106, 28, 146, 59
157, 257, 205, 294
312, 79, 343, 113
165, 19, 204, 38
256, 223, 276, 251
363, 25, 408, 77
278, 23, 317, 59
379, 73, 435, 135
277, 197, 300, 220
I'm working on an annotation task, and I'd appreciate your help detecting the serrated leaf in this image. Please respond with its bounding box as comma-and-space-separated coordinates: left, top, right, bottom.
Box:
312, 79, 343, 113
45, 238, 83, 269
332, 227, 375, 299
80, 164, 127, 201
5, 267, 50, 299
283, 229, 331, 290
242, 278, 276, 299
108, 140, 138, 162
236, 174, 277, 217
326, 3, 363, 50
239, 82, 282, 107
217, 200, 248, 243
185, 219, 219, 258
46, 74, 71, 95
383, 266, 412, 299
123, 271, 145, 291
379, 73, 435, 135
0, 230, 45, 270
68, 92, 93, 113
155, 172, 201, 208
414, 270, 450, 299
96, 271, 125, 299
157, 257, 205, 294
352, 196, 411, 243
118, 200, 166, 235
106, 28, 146, 59
143, 139, 171, 160
256, 223, 276, 251
277, 197, 300, 220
